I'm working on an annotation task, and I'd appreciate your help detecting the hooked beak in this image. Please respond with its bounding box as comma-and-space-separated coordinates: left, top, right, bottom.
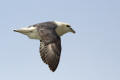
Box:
70, 28, 76, 33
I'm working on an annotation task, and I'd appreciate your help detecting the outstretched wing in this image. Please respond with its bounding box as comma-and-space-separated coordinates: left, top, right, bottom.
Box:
40, 39, 61, 72
37, 24, 61, 72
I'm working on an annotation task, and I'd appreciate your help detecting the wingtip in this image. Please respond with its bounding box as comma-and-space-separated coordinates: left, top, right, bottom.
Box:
49, 65, 57, 72
50, 68, 56, 72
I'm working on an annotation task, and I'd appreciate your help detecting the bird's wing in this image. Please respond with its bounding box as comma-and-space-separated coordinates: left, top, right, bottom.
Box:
38, 27, 61, 72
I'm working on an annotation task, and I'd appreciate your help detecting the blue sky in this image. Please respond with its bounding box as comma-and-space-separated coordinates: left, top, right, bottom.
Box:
0, 0, 120, 80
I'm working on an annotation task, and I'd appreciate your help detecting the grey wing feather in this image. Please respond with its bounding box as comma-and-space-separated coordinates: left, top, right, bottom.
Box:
38, 23, 61, 72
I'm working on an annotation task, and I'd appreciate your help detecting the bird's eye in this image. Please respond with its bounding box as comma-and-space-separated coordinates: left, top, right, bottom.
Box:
66, 25, 70, 27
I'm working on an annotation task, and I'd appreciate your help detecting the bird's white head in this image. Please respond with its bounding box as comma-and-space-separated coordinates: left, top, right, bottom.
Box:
54, 21, 75, 36
13, 26, 41, 39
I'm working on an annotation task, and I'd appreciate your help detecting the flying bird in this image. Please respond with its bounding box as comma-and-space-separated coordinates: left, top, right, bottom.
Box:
13, 21, 75, 72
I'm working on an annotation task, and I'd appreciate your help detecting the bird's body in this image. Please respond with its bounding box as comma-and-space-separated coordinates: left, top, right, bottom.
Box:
14, 21, 75, 72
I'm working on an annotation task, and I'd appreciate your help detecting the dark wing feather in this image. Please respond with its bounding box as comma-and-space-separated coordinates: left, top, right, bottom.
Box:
37, 24, 61, 72
40, 42, 48, 64
40, 39, 61, 72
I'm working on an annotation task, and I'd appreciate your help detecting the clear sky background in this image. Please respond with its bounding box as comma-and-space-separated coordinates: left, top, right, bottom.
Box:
0, 0, 120, 80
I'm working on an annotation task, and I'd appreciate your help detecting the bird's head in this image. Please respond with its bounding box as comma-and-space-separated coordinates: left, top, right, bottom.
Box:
54, 21, 76, 36
13, 26, 41, 39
